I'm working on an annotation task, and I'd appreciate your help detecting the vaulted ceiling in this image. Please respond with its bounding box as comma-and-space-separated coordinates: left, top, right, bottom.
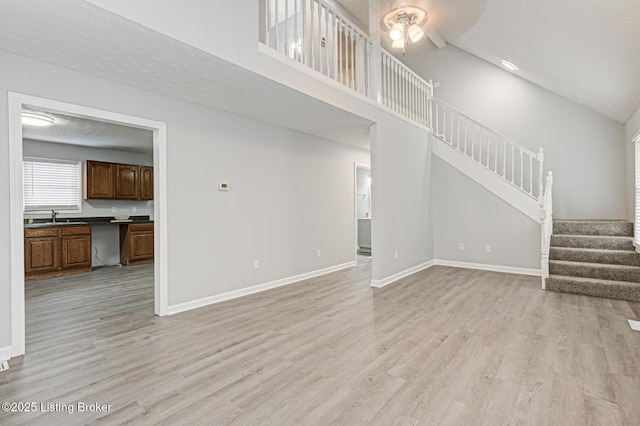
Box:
340, 0, 640, 124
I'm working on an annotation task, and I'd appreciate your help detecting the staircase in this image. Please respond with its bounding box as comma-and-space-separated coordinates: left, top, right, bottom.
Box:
546, 220, 640, 301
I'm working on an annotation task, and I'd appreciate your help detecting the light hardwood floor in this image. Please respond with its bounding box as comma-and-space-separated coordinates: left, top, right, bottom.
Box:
1, 259, 640, 425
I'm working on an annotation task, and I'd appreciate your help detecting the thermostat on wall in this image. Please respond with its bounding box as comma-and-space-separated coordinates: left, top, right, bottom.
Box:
218, 181, 230, 191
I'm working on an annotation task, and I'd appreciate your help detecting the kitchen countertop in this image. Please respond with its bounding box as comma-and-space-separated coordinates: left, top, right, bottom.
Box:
25, 215, 153, 229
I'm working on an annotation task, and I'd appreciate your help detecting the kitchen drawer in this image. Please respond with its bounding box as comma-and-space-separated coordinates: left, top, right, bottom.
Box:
25, 227, 59, 238
61, 226, 91, 236
129, 223, 154, 232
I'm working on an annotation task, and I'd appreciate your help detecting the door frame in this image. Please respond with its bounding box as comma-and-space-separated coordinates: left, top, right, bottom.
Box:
8, 92, 169, 358
354, 163, 371, 259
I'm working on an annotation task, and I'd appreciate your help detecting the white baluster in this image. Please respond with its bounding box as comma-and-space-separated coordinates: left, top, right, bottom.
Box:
520, 150, 524, 189
284, 0, 289, 57
529, 154, 533, 195
274, 0, 280, 52
309, 0, 315, 70
537, 148, 544, 204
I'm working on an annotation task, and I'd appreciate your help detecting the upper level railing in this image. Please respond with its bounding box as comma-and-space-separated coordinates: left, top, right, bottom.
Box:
380, 48, 431, 128
261, 0, 373, 97
431, 98, 544, 201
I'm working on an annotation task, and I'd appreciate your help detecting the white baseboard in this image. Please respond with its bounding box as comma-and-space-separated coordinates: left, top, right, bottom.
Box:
0, 346, 11, 362
370, 260, 435, 288
434, 259, 541, 276
168, 261, 357, 315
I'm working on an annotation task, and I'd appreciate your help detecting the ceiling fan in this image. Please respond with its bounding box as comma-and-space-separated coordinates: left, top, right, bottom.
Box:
382, 1, 446, 55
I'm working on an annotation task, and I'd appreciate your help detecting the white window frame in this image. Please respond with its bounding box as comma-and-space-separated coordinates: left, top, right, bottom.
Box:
23, 157, 83, 214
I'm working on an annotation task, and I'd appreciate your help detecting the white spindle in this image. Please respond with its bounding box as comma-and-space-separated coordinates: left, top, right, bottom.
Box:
529, 155, 533, 195
520, 150, 524, 189
309, 0, 315, 70
284, 0, 289, 57
537, 148, 544, 203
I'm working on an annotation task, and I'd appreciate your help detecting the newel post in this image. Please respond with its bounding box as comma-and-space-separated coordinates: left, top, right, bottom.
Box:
537, 147, 544, 205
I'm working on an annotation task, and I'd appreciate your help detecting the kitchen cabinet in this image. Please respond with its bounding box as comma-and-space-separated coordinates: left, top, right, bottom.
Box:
84, 160, 114, 199
115, 164, 140, 200
25, 225, 92, 280
120, 223, 154, 266
84, 160, 153, 200
139, 166, 154, 200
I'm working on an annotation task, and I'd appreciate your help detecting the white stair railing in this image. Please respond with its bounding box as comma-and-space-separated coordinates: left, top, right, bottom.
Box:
540, 172, 553, 288
380, 49, 431, 128
431, 98, 545, 201
262, 0, 372, 97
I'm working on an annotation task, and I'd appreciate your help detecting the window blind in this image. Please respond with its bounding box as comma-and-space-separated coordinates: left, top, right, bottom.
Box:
23, 158, 82, 211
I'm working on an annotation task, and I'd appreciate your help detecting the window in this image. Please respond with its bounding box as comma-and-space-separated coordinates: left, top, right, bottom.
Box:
23, 158, 82, 212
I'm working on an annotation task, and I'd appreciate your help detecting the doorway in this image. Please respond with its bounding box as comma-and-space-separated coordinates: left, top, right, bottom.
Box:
355, 164, 371, 261
8, 93, 168, 358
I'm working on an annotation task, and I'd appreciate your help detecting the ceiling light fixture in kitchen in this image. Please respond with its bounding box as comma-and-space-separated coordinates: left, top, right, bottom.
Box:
21, 111, 55, 126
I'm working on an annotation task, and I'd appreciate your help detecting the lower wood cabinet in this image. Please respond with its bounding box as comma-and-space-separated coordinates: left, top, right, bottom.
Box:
120, 223, 154, 266
25, 226, 92, 280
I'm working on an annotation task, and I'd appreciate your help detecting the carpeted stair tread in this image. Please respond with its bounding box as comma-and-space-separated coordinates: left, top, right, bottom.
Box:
549, 260, 640, 283
553, 220, 633, 237
550, 234, 634, 250
545, 275, 640, 302
550, 246, 640, 266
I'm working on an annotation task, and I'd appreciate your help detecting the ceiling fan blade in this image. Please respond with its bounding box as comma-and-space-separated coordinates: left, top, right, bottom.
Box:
424, 23, 446, 48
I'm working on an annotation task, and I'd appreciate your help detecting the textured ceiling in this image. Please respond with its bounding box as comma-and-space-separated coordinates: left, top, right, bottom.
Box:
0, 0, 372, 149
22, 108, 153, 155
342, 0, 640, 123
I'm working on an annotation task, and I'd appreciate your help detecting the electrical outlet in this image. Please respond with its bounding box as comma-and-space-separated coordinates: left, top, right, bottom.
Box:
132, 207, 137, 213
253, 259, 260, 270
485, 245, 491, 253
111, 207, 116, 213
0, 361, 8, 372
394, 250, 399, 260
459, 243, 464, 250
316, 249, 321, 257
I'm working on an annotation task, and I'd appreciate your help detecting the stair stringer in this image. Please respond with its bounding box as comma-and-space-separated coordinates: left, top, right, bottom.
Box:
432, 136, 541, 224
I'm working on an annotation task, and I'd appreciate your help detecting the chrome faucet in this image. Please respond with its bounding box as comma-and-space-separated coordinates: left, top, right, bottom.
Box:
51, 210, 58, 223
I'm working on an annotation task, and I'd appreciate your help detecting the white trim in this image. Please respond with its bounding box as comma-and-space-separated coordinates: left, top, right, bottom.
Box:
432, 137, 540, 223
9, 93, 169, 358
433, 259, 541, 276
0, 346, 11, 362
370, 260, 435, 288
370, 259, 541, 289
168, 261, 356, 315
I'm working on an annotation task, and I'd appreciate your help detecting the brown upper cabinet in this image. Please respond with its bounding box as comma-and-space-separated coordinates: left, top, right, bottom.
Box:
139, 166, 154, 200
84, 160, 153, 201
84, 160, 114, 199
115, 164, 140, 200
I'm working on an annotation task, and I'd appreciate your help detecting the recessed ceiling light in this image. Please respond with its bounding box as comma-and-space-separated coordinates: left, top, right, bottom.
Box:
21, 112, 55, 126
500, 60, 518, 72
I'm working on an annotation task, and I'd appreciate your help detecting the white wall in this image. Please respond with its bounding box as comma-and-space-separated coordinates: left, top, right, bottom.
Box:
432, 155, 540, 270
23, 139, 154, 266
403, 45, 626, 220
625, 105, 640, 221
371, 113, 433, 282
0, 49, 369, 349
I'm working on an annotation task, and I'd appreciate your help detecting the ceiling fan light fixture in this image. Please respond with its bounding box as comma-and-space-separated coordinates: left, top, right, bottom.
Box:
408, 24, 424, 43
500, 60, 518, 72
21, 112, 55, 127
383, 4, 428, 53
389, 23, 404, 41
391, 38, 405, 49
